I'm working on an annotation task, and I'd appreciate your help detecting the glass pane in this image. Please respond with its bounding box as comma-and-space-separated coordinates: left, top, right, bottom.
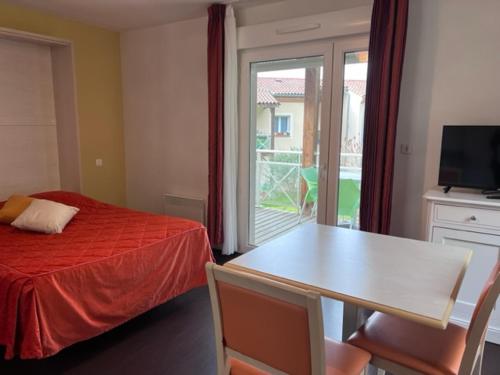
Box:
250, 57, 324, 246
337, 51, 368, 229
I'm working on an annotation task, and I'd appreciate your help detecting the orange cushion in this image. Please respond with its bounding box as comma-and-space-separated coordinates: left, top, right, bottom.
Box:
0, 195, 34, 224
218, 281, 311, 374
325, 338, 371, 375
348, 312, 467, 375
228, 338, 370, 375
229, 358, 268, 375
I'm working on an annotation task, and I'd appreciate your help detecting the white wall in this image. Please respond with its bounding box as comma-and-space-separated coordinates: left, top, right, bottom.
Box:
392, 0, 500, 239
121, 3, 371, 214
235, 0, 371, 27
121, 17, 208, 213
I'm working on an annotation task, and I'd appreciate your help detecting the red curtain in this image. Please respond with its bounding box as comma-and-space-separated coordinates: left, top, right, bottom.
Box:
359, 0, 409, 234
207, 4, 226, 246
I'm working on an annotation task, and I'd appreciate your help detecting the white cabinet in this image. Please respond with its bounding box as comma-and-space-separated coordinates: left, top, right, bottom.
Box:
424, 189, 500, 344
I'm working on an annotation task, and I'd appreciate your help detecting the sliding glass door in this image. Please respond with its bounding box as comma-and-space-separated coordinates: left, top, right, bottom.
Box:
249, 57, 325, 246
239, 37, 369, 251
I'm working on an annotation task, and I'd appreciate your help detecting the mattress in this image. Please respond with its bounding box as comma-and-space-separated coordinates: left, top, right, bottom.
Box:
0, 191, 213, 359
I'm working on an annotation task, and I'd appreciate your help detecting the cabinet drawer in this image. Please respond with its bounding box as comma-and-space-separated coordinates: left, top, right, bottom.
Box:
434, 204, 500, 230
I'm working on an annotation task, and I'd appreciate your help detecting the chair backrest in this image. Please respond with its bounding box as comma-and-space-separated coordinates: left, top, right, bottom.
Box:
206, 263, 325, 375
301, 167, 318, 190
459, 261, 500, 375
337, 179, 360, 217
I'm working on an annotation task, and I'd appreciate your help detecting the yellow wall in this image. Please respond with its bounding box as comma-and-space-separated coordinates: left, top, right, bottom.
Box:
0, 3, 126, 205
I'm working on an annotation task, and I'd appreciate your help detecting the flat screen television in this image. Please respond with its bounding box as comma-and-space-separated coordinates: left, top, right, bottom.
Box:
438, 125, 500, 192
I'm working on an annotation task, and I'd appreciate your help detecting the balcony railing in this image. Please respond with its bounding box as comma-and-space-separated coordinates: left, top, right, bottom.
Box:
256, 150, 302, 213
255, 149, 362, 214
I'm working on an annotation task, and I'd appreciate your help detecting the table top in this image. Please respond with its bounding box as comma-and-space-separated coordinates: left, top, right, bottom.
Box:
226, 224, 472, 329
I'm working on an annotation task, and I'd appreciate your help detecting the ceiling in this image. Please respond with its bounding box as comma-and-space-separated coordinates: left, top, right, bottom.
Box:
4, 0, 281, 31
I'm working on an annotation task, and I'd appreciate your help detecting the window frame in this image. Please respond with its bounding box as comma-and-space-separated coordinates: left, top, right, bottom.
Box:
274, 114, 292, 137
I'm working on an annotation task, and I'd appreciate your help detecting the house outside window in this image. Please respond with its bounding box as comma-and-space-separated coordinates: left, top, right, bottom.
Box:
274, 115, 291, 137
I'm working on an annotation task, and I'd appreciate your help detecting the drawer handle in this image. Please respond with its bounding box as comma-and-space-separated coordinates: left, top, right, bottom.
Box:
469, 215, 477, 221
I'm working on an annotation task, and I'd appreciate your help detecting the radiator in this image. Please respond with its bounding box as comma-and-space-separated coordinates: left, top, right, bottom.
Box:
163, 194, 206, 225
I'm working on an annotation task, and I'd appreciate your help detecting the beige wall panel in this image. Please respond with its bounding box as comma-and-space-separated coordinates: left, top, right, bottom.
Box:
0, 38, 60, 200
0, 39, 56, 126
0, 125, 60, 199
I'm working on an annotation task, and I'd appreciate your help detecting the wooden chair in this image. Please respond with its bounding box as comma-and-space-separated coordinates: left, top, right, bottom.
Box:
206, 263, 371, 375
348, 261, 500, 375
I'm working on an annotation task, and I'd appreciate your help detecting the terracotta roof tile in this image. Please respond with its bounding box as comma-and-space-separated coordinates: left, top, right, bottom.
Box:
344, 80, 367, 98
256, 77, 366, 105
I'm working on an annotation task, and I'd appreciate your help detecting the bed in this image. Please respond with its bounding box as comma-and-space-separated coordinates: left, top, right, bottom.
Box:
0, 191, 213, 359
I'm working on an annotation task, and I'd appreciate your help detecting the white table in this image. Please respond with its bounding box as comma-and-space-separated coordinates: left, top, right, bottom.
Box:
226, 224, 472, 340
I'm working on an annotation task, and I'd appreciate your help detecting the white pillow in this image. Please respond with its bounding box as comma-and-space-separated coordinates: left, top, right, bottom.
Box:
11, 199, 79, 234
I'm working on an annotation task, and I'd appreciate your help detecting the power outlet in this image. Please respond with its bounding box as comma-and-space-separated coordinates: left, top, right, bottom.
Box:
400, 144, 412, 155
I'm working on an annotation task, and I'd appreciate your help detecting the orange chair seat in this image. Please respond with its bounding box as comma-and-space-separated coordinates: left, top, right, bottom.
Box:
324, 338, 371, 375
348, 312, 467, 375
229, 358, 268, 375
229, 338, 371, 375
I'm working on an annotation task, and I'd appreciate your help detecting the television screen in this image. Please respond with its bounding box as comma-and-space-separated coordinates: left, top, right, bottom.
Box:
439, 126, 500, 190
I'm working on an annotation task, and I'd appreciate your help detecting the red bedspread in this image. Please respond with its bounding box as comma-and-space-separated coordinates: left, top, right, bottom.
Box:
0, 191, 213, 359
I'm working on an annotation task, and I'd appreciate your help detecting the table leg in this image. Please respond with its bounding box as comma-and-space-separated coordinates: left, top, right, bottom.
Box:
342, 303, 374, 340
343, 304, 378, 375
342, 302, 359, 341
